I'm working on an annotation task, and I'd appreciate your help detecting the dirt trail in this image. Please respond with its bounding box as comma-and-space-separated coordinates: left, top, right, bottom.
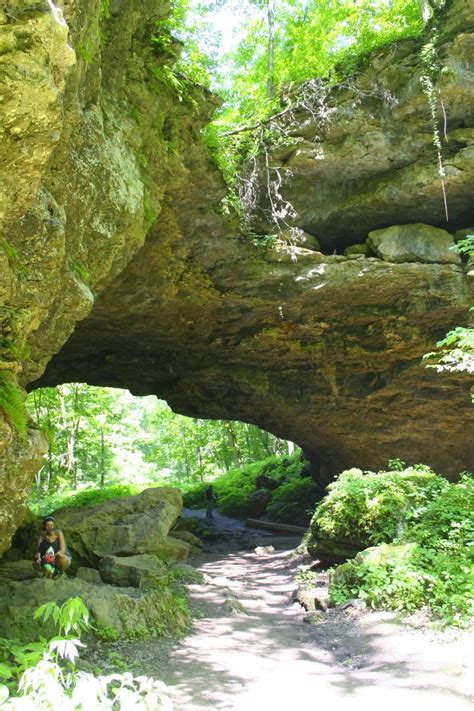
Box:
90, 512, 474, 710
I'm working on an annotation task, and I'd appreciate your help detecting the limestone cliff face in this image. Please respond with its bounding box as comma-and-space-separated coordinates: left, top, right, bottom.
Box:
0, 0, 473, 553
0, 0, 220, 552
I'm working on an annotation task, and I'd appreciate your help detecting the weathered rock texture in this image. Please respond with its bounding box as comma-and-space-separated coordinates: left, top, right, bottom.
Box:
0, 486, 192, 639
0, 576, 190, 640
0, 0, 473, 552
45, 486, 188, 566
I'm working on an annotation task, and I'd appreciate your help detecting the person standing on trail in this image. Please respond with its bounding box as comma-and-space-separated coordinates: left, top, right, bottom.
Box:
204, 485, 217, 519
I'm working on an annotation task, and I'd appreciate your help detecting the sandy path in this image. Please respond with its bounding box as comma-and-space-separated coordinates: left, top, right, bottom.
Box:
147, 541, 474, 711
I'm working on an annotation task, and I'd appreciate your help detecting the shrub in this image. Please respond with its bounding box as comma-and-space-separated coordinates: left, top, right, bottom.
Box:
182, 482, 210, 509
0, 597, 173, 708
0, 371, 27, 439
311, 466, 448, 547
326, 471, 474, 626
30, 483, 144, 516
267, 478, 319, 526
182, 453, 308, 519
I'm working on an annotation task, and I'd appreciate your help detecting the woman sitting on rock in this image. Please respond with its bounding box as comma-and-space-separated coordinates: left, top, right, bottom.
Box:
33, 516, 71, 578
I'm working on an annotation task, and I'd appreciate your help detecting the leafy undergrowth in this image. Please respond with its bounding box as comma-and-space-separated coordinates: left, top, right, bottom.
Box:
29, 483, 147, 516
182, 453, 318, 525
314, 466, 474, 627
0, 598, 172, 709
311, 465, 449, 547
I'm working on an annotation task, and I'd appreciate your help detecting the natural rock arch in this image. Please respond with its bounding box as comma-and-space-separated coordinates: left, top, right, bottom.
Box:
1, 0, 473, 553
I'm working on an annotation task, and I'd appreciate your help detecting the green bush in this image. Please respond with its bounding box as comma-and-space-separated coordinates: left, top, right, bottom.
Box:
0, 371, 27, 439
0, 597, 172, 708
267, 478, 319, 526
182, 453, 308, 519
312, 466, 448, 547
327, 471, 474, 626
182, 482, 210, 509
30, 483, 144, 516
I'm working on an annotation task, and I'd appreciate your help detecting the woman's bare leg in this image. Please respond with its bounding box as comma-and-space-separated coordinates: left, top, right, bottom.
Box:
56, 555, 70, 574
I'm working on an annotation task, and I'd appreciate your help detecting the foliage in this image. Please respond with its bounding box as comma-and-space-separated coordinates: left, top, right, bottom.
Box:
312, 465, 448, 547
149, 0, 221, 88
266, 478, 319, 526
30, 483, 143, 516
183, 452, 307, 520
424, 236, 474, 392
27, 385, 292, 507
199, 0, 430, 237
419, 23, 448, 219
33, 597, 91, 638
219, 0, 424, 121
0, 597, 173, 709
321, 469, 474, 626
0, 238, 24, 274
0, 597, 90, 696
0, 370, 27, 439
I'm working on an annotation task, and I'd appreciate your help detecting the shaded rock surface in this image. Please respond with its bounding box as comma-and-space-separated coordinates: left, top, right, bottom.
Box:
0, 577, 189, 641
51, 487, 189, 566
99, 553, 169, 588
0, 0, 473, 552
0, 559, 36, 581
367, 224, 461, 264
34, 0, 474, 485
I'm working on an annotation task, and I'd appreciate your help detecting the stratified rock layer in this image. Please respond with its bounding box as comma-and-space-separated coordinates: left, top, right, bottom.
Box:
0, 0, 473, 553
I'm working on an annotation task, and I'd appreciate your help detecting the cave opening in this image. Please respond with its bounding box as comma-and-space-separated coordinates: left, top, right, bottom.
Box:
26, 383, 309, 521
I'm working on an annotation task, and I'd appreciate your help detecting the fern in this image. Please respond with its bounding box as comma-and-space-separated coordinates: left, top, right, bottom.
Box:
0, 371, 27, 439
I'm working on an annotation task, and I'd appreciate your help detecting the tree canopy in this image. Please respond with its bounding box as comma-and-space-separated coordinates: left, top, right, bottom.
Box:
27, 385, 294, 507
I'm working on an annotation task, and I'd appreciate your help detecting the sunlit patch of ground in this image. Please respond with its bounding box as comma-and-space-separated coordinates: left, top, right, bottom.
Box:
84, 513, 474, 710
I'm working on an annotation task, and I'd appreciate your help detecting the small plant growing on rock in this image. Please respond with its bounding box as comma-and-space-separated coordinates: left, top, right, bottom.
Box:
0, 596, 173, 709
0, 371, 27, 440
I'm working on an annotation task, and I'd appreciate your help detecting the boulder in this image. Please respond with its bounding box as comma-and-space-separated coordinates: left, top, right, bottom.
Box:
454, 228, 474, 243
331, 542, 417, 588
306, 536, 365, 565
344, 243, 369, 257
76, 567, 102, 584
0, 559, 37, 581
278, 228, 321, 251
173, 517, 204, 534
52, 487, 184, 565
293, 586, 329, 612
1, 548, 23, 563
169, 563, 205, 585
99, 554, 169, 588
0, 577, 189, 642
169, 530, 203, 547
246, 490, 273, 518
367, 224, 460, 264
161, 536, 191, 561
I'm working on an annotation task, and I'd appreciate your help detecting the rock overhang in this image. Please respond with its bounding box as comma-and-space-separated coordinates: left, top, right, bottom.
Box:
1, 0, 474, 560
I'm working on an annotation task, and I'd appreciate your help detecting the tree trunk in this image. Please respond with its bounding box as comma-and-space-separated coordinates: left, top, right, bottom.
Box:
266, 0, 275, 99
100, 427, 106, 487
418, 0, 432, 23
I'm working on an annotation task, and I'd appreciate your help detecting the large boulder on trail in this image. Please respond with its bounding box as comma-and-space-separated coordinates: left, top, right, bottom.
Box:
52, 487, 188, 566
331, 542, 417, 588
